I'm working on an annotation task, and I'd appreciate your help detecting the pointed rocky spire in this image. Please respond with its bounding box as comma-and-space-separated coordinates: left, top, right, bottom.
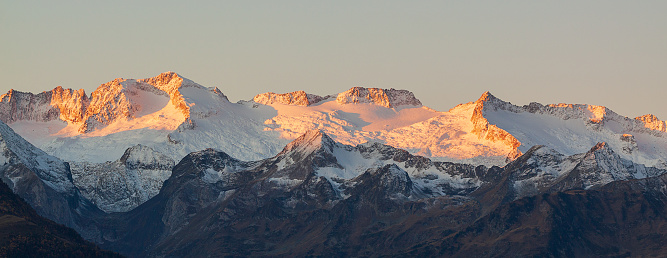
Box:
278, 129, 337, 156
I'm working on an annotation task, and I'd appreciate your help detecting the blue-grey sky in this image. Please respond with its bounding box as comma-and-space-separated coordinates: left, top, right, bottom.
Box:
2, 1, 666, 119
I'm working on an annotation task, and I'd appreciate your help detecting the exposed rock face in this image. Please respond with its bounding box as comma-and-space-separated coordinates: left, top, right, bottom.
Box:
470, 92, 522, 159
0, 71, 206, 134
70, 144, 175, 213
0, 86, 89, 125
138, 71, 208, 118
80, 78, 141, 133
336, 87, 422, 108
0, 89, 63, 123
635, 114, 666, 132
619, 133, 638, 154
51, 86, 89, 123
352, 164, 413, 197
277, 129, 337, 156
254, 91, 326, 106
79, 72, 201, 133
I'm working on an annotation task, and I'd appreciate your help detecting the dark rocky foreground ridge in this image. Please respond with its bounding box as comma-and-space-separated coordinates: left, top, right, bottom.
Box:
88, 131, 667, 257
0, 179, 120, 257
410, 174, 667, 257
4, 123, 667, 256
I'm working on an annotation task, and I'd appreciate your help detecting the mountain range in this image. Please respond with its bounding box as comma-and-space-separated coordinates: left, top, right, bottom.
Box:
2, 72, 667, 256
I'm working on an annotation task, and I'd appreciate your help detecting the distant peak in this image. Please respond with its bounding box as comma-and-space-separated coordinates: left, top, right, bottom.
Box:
162, 71, 178, 76
470, 91, 518, 115
279, 129, 337, 155
336, 87, 421, 108
152, 71, 181, 81
298, 129, 335, 146
637, 114, 660, 121
94, 77, 127, 92
0, 89, 16, 101
254, 91, 326, 106
589, 142, 608, 152
475, 91, 503, 105
300, 129, 328, 141
138, 71, 186, 91
0, 88, 32, 100
119, 144, 152, 162
479, 91, 493, 99
468, 91, 522, 159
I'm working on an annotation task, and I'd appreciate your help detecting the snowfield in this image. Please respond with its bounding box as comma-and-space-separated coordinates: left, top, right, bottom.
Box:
2, 72, 667, 170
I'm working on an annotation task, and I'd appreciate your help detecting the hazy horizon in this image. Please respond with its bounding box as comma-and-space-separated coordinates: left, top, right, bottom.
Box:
2, 1, 666, 119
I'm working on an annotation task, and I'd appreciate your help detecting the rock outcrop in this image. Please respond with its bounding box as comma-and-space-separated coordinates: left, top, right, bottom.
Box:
70, 144, 175, 213
0, 72, 205, 134
336, 87, 422, 108
635, 114, 666, 132
470, 92, 522, 160
254, 91, 326, 106
0, 86, 89, 124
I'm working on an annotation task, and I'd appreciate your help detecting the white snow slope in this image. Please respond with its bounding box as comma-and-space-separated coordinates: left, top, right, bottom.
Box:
480, 93, 667, 169
0, 120, 75, 195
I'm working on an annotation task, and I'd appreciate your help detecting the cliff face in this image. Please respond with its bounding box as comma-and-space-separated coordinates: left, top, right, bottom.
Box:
50, 86, 89, 123
79, 72, 201, 133
635, 114, 666, 132
79, 78, 140, 133
0, 72, 198, 134
138, 71, 195, 118
254, 91, 326, 106
0, 89, 62, 123
336, 87, 422, 108
0, 86, 90, 125
470, 92, 523, 160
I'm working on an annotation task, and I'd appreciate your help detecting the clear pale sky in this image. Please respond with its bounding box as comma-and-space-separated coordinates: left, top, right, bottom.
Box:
2, 1, 666, 119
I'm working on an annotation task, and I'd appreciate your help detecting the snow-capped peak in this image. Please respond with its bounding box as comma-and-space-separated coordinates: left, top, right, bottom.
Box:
475, 91, 505, 108
119, 144, 174, 169
1, 72, 234, 138
278, 129, 337, 156
469, 91, 522, 160
472, 91, 524, 115
335, 87, 422, 108
474, 91, 617, 124
138, 71, 192, 93
588, 142, 609, 153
